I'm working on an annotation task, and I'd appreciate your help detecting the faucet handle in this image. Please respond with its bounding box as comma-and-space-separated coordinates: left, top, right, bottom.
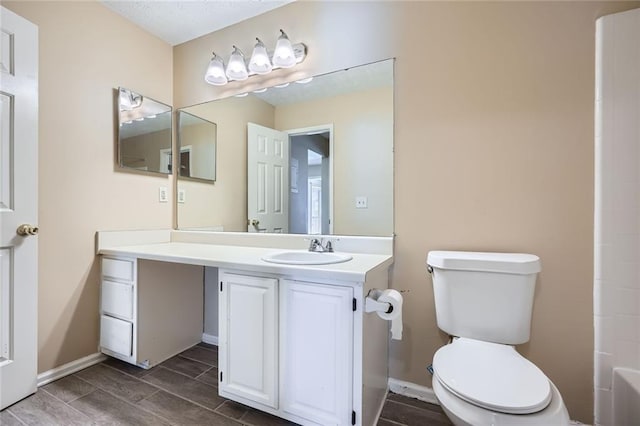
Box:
305, 237, 322, 251
324, 240, 334, 252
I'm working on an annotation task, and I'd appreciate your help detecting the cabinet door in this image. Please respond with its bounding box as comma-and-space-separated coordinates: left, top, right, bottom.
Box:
280, 280, 353, 425
219, 272, 278, 409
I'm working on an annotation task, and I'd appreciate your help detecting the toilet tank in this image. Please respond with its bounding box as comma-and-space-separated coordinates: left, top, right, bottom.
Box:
427, 251, 541, 345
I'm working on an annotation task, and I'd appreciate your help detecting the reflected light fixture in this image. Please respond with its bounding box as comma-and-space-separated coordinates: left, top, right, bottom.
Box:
119, 88, 143, 111
204, 29, 307, 86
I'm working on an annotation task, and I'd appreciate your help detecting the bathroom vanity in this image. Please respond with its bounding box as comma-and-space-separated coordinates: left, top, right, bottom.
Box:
96, 229, 394, 426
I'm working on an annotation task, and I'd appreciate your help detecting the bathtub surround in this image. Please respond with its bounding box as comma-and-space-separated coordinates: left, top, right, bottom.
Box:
2, 1, 640, 424
594, 7, 640, 426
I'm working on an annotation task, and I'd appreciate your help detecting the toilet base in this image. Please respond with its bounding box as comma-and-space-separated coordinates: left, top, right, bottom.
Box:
433, 375, 570, 426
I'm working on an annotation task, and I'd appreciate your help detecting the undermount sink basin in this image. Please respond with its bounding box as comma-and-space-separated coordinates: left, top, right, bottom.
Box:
262, 251, 353, 265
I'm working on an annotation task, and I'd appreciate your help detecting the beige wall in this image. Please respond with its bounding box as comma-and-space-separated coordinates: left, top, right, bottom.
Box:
3, 1, 173, 373
173, 1, 640, 422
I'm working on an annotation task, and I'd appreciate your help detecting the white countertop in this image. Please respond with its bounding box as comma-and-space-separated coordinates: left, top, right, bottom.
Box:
99, 241, 393, 283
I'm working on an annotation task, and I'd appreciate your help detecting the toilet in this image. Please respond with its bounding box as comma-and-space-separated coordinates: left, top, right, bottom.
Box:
426, 251, 570, 426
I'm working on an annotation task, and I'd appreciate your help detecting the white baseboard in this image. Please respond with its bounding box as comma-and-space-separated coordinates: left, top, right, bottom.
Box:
388, 377, 439, 405
37, 352, 107, 387
202, 333, 218, 346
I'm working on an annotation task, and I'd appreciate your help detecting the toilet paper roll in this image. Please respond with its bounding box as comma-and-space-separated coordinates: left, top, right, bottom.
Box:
374, 289, 403, 340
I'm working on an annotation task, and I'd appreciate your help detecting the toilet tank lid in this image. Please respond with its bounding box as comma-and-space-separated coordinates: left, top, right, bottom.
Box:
427, 251, 541, 274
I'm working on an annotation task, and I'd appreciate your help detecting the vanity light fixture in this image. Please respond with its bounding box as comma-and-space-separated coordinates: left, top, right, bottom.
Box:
204, 53, 228, 85
204, 29, 307, 86
226, 46, 249, 81
272, 29, 296, 68
248, 38, 272, 74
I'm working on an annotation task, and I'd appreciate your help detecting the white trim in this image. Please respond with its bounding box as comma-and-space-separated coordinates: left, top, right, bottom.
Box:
202, 333, 218, 346
37, 352, 107, 387
388, 377, 439, 405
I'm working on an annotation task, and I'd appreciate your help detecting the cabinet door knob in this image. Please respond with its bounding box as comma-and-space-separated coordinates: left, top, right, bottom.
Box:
17, 224, 39, 236
250, 219, 260, 227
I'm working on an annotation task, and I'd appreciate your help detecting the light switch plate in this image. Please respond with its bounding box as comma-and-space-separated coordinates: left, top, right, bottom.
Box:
178, 189, 186, 204
159, 187, 168, 203
356, 196, 368, 209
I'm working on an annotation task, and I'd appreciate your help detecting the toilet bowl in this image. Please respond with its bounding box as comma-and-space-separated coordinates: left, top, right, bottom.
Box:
432, 337, 569, 425
426, 251, 570, 426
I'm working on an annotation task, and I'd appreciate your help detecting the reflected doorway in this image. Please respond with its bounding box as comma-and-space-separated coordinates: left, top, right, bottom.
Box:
288, 126, 332, 235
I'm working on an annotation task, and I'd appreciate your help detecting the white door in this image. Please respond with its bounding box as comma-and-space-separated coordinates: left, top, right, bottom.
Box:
0, 6, 38, 410
280, 280, 353, 425
219, 272, 278, 409
247, 123, 289, 233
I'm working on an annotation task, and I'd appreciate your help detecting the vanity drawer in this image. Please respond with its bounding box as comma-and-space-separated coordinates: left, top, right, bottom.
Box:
100, 315, 133, 357
101, 280, 133, 320
102, 258, 135, 282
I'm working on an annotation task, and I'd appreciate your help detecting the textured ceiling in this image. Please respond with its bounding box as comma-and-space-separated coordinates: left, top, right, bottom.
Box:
100, 0, 294, 46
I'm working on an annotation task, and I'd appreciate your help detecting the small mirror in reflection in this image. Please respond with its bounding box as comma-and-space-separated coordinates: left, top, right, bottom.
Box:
177, 110, 217, 182
118, 87, 172, 174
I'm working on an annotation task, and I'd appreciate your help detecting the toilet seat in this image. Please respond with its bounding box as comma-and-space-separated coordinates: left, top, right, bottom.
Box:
433, 338, 551, 414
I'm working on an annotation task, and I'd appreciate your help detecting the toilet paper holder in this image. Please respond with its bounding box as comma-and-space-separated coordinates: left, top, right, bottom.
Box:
365, 289, 393, 314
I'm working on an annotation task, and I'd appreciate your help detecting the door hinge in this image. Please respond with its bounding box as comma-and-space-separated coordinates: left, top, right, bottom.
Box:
220, 281, 223, 291
352, 298, 357, 311
352, 410, 356, 425
220, 371, 223, 382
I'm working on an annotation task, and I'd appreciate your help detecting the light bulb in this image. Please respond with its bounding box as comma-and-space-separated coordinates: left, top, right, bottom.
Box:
272, 29, 296, 68
226, 46, 248, 81
204, 53, 228, 85
249, 38, 273, 74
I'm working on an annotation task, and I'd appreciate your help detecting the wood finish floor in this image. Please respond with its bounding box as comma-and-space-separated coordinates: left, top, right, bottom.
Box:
1, 343, 452, 426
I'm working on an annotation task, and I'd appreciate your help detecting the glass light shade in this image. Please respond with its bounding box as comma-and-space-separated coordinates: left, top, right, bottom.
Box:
249, 38, 273, 74
272, 30, 296, 68
119, 88, 142, 111
204, 54, 228, 85
226, 46, 249, 81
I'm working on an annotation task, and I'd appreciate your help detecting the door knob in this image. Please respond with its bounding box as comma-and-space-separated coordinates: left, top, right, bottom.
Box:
250, 219, 260, 227
16, 224, 38, 236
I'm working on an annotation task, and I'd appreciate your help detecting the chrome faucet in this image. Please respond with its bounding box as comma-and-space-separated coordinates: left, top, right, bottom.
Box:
307, 238, 334, 253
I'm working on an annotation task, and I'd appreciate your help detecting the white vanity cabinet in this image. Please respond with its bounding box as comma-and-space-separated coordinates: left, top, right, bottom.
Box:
96, 231, 393, 425
99, 256, 204, 368
219, 270, 362, 426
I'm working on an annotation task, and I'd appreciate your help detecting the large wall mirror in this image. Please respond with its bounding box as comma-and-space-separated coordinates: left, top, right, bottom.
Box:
177, 59, 394, 236
118, 87, 172, 174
